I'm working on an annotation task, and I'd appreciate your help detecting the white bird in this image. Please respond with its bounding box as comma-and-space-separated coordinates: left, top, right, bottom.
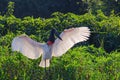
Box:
11, 27, 90, 67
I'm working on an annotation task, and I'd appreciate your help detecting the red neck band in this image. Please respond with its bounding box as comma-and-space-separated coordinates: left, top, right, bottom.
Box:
47, 41, 54, 45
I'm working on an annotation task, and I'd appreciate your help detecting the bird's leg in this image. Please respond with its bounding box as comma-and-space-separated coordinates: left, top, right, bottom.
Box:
48, 60, 52, 80
44, 59, 47, 80
45, 59, 46, 74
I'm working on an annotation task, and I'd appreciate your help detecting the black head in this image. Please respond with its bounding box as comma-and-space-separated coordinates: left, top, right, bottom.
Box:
47, 28, 62, 43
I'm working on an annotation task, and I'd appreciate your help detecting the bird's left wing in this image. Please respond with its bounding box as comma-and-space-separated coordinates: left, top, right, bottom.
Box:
52, 27, 90, 57
12, 34, 44, 59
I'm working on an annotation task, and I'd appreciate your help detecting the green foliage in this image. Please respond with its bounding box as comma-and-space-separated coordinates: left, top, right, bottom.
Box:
6, 1, 14, 17
0, 2, 120, 79
0, 45, 120, 79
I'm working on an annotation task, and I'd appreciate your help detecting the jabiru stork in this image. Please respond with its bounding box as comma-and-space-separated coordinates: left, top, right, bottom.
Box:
11, 27, 90, 67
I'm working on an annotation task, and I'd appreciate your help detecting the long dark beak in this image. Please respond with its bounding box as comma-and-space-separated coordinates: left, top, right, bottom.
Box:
54, 29, 62, 40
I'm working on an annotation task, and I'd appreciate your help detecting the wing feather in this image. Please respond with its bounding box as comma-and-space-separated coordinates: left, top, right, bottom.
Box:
11, 34, 44, 59
52, 27, 90, 57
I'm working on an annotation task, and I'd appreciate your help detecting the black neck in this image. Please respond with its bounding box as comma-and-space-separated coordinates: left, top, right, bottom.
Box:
47, 29, 55, 43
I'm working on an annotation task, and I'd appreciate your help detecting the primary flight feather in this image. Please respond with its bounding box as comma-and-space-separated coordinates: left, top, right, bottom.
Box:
11, 27, 90, 67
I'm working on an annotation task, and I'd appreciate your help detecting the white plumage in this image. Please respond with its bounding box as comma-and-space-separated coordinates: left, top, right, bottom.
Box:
11, 27, 90, 67
52, 27, 90, 57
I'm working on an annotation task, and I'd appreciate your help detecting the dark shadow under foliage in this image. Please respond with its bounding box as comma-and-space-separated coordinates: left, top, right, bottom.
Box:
1, 0, 120, 18
0, 0, 88, 18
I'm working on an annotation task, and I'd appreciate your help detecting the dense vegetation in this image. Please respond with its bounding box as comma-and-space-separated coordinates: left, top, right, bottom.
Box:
0, 1, 120, 80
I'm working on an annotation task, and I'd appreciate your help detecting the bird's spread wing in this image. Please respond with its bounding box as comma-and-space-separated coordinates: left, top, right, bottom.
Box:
52, 27, 90, 57
11, 34, 44, 59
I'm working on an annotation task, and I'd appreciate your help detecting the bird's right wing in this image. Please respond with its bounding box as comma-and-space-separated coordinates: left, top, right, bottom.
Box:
11, 34, 44, 59
52, 27, 90, 57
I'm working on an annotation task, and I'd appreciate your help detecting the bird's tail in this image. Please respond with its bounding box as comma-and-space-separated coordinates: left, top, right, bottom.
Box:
39, 59, 50, 67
